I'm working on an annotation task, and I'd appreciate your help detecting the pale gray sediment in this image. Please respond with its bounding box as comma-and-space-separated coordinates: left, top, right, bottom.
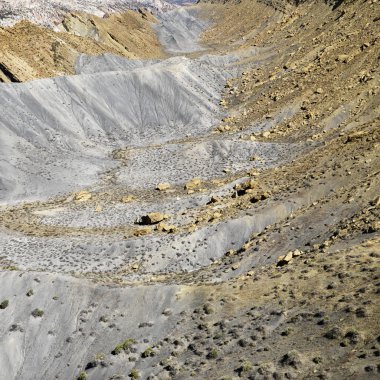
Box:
0, 7, 316, 380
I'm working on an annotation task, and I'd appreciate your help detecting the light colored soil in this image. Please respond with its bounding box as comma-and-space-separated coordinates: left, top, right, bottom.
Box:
0, 1, 379, 379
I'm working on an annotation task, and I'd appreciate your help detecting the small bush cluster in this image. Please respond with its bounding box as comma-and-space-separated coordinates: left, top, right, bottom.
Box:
76, 371, 87, 380
207, 348, 218, 359
141, 347, 155, 358
130, 369, 140, 379
31, 308, 44, 318
112, 338, 136, 355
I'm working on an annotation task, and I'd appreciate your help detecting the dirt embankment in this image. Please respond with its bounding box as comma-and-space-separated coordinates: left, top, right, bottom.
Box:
0, 9, 164, 83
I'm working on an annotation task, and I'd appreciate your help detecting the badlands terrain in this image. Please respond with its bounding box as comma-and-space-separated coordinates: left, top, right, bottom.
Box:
0, 0, 379, 379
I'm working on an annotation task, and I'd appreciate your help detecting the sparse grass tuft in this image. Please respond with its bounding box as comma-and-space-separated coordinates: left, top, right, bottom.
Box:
130, 368, 140, 379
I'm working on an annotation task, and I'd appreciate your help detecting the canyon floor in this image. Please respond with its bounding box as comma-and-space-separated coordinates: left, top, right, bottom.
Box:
0, 1, 379, 379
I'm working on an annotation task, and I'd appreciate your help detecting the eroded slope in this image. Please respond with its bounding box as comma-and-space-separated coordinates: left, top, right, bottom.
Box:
0, 9, 164, 82
0, 1, 379, 380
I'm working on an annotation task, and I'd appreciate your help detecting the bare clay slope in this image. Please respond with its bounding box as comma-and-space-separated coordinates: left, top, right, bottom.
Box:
0, 1, 379, 380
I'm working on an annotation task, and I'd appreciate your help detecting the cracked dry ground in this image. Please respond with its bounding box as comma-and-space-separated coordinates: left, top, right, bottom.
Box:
0, 0, 379, 379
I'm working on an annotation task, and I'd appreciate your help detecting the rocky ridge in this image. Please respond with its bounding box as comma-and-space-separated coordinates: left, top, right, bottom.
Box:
0, 8, 165, 82
0, 0, 175, 27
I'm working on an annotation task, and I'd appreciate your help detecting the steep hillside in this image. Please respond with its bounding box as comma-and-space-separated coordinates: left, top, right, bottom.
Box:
0, 1, 379, 379
0, 9, 164, 82
0, 0, 175, 27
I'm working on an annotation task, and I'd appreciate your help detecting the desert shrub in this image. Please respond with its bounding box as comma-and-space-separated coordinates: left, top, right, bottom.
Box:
31, 308, 44, 318
95, 352, 105, 360
203, 303, 214, 314
142, 347, 155, 358
0, 300, 9, 309
112, 338, 136, 355
241, 361, 253, 372
130, 368, 140, 379
344, 329, 362, 345
76, 371, 87, 380
207, 348, 218, 359
3, 266, 18, 271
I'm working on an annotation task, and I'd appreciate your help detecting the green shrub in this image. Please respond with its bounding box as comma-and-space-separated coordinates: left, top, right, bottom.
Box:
76, 371, 87, 380
241, 361, 253, 372
31, 308, 44, 318
203, 303, 214, 314
26, 289, 34, 297
0, 300, 9, 309
3, 266, 18, 271
130, 368, 140, 379
142, 347, 155, 358
112, 338, 136, 355
95, 352, 105, 360
207, 348, 218, 359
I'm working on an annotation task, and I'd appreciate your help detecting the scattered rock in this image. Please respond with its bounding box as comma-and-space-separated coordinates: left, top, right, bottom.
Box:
133, 227, 152, 237
207, 196, 221, 204
336, 54, 349, 63
75, 190, 92, 202
156, 222, 177, 233
185, 178, 202, 191
370, 196, 380, 207
277, 251, 294, 266
156, 183, 171, 191
140, 212, 168, 225
366, 221, 380, 233
121, 195, 135, 203
293, 249, 302, 257
345, 131, 367, 143
131, 263, 139, 271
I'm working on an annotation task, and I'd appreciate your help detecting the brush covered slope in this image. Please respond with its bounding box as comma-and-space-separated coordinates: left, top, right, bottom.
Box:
0, 1, 379, 379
